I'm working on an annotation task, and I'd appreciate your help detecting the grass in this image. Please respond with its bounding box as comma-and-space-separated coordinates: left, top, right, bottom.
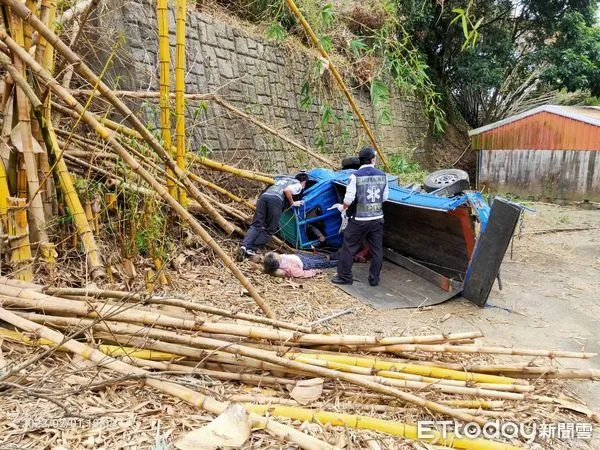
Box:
386, 153, 427, 186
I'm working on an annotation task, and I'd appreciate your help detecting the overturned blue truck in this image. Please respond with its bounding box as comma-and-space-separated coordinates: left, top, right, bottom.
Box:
277, 167, 522, 309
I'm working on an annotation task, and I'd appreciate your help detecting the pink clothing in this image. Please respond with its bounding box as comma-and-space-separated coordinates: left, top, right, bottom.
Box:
278, 254, 317, 278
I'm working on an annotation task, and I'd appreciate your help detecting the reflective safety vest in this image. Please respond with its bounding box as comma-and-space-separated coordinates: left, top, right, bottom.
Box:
352, 166, 387, 220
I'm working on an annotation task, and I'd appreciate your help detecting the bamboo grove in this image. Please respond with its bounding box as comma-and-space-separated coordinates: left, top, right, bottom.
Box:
0, 0, 341, 319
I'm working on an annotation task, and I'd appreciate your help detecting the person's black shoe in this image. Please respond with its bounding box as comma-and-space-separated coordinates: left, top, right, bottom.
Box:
331, 275, 352, 285
369, 279, 379, 287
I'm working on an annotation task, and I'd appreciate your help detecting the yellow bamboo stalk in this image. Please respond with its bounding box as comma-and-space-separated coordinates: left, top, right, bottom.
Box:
245, 405, 522, 450
189, 172, 255, 210
11, 13, 49, 245
39, 113, 104, 279
294, 353, 523, 385
283, 0, 390, 171
0, 33, 275, 318
34, 316, 494, 425
157, 0, 174, 198
41, 0, 56, 73
175, 0, 187, 206
6, 197, 33, 280
0, 158, 8, 223
50, 102, 275, 184
0, 328, 176, 360
0, 309, 335, 450
368, 343, 595, 359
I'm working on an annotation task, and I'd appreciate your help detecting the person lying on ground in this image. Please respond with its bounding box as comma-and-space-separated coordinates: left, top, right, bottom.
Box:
263, 251, 337, 279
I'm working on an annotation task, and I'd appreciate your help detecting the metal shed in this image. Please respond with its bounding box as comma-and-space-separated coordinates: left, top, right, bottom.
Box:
469, 105, 600, 201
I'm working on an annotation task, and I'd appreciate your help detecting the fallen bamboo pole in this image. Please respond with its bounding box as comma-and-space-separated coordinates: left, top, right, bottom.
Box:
289, 353, 527, 385
35, 317, 497, 425
66, 90, 336, 168
87, 331, 529, 401
230, 395, 514, 418
0, 289, 482, 346
0, 307, 335, 450
283, 0, 389, 171
361, 343, 596, 359
41, 286, 311, 332
0, 31, 275, 319
245, 405, 522, 450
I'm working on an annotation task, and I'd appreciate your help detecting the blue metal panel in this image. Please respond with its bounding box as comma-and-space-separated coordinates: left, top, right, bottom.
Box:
465, 192, 490, 232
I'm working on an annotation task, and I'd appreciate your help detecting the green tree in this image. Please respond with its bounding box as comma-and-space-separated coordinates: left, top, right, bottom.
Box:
398, 0, 599, 126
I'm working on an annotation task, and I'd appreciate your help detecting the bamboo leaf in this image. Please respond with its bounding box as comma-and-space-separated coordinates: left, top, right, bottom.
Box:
321, 3, 334, 26
264, 22, 286, 42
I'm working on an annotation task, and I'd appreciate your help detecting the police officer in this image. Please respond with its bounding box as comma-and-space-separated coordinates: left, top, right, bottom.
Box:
237, 172, 309, 260
331, 147, 388, 286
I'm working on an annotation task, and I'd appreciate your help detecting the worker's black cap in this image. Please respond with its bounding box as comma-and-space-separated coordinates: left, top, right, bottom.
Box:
358, 147, 376, 162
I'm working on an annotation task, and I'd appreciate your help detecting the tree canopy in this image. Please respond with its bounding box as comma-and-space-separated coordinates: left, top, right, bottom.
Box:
398, 0, 600, 127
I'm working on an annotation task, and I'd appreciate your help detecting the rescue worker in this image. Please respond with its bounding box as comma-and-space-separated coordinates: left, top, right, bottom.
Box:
330, 147, 388, 286
237, 172, 308, 260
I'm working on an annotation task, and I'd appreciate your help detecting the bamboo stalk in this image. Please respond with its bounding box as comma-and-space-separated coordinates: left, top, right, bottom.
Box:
174, 0, 187, 206
189, 172, 255, 210
157, 0, 174, 198
42, 286, 311, 332
0, 328, 177, 360
0, 31, 275, 319
0, 157, 8, 224
291, 353, 525, 385
0, 307, 335, 450
0, 289, 483, 346
11, 13, 49, 245
37, 105, 105, 279
30, 317, 495, 425
367, 342, 595, 359
283, 0, 389, 171
6, 198, 33, 281
4, 2, 235, 236
87, 331, 528, 402
233, 395, 514, 418
210, 96, 336, 168
245, 404, 521, 450
52, 102, 275, 184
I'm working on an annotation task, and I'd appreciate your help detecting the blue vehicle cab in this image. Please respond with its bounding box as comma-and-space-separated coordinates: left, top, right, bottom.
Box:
278, 168, 522, 307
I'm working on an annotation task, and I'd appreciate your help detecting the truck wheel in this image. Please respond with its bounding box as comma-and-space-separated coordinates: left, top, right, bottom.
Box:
423, 169, 469, 193
341, 156, 361, 170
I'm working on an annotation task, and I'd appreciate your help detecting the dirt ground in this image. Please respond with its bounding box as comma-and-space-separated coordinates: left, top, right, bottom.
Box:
2, 203, 598, 449
225, 201, 599, 447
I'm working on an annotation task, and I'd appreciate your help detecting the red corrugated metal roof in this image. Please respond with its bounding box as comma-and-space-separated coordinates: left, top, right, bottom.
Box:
469, 105, 600, 151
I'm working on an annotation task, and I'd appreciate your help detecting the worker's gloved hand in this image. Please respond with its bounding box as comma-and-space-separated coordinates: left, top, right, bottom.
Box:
328, 203, 345, 212
292, 200, 304, 207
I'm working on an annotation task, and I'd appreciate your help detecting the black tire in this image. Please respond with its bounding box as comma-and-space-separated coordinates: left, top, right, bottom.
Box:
341, 156, 361, 170
423, 169, 469, 193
